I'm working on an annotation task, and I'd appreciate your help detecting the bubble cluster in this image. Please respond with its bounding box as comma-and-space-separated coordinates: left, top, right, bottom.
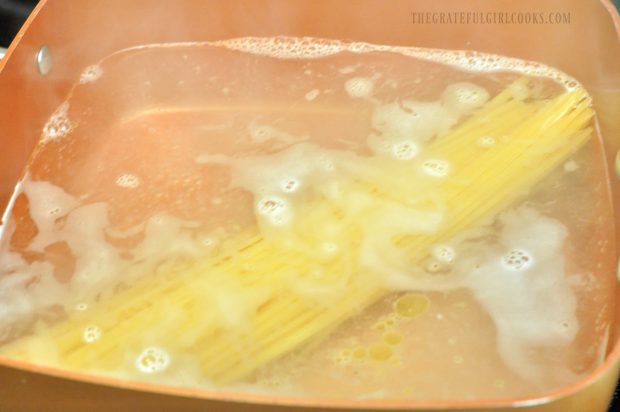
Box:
332, 349, 353, 365
209, 36, 581, 90
136, 347, 170, 374
124, 37, 581, 95
79, 65, 103, 84
442, 82, 490, 113
501, 249, 533, 271
391, 141, 419, 160
216, 36, 344, 59
422, 159, 450, 177
344, 77, 374, 98
82, 325, 102, 344
115, 174, 141, 189
41, 103, 73, 143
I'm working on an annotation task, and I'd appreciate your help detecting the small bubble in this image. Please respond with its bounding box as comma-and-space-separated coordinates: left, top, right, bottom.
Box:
201, 237, 216, 247
75, 303, 88, 311
249, 125, 274, 142
453, 355, 464, 364
304, 89, 320, 101
82, 325, 102, 344
136, 347, 170, 374
432, 245, 455, 263
321, 242, 339, 253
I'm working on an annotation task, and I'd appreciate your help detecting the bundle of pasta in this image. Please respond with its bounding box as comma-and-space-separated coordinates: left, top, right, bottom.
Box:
0, 80, 594, 385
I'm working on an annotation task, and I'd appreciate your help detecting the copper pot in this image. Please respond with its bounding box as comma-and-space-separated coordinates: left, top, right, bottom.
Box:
0, 1, 619, 410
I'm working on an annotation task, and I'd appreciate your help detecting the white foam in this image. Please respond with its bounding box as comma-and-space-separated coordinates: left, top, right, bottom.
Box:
455, 207, 577, 382
344, 77, 374, 98
0, 178, 210, 338
79, 65, 103, 84
23, 180, 80, 251
104, 37, 581, 91
116, 173, 141, 189
371, 101, 454, 143
41, 102, 73, 143
206, 37, 581, 90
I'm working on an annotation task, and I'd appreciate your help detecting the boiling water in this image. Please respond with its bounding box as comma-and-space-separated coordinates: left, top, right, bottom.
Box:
0, 37, 615, 402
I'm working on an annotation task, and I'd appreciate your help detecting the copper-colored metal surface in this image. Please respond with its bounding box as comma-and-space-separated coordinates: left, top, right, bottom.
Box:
0, 0, 619, 411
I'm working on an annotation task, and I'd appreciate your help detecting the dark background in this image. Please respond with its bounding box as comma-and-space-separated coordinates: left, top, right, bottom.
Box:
0, 0, 619, 410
